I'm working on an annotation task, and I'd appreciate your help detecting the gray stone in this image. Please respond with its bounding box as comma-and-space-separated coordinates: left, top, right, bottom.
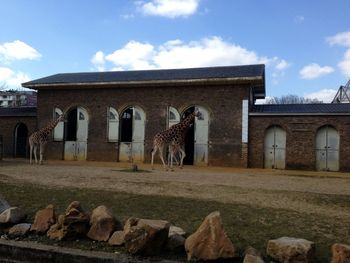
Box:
8, 223, 31, 237
267, 237, 316, 263
0, 207, 26, 224
0, 196, 10, 214
243, 246, 265, 263
108, 230, 125, 246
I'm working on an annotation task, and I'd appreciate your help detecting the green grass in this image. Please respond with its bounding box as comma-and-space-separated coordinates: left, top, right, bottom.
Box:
1, 180, 349, 262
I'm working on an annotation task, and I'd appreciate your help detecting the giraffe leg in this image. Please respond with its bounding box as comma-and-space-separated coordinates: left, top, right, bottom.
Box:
29, 142, 33, 164
39, 142, 47, 165
179, 147, 186, 168
151, 146, 158, 170
33, 145, 38, 164
158, 146, 168, 171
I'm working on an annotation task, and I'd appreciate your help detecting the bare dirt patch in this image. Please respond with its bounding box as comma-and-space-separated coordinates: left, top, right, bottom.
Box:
1, 158, 350, 219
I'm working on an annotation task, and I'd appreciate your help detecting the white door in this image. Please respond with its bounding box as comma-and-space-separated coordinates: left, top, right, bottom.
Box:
194, 106, 209, 166
264, 126, 286, 169
76, 107, 88, 160
132, 106, 145, 162
316, 126, 339, 171
64, 107, 89, 161
119, 107, 145, 162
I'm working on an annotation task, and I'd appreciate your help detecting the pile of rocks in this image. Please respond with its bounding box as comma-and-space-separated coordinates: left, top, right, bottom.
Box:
0, 196, 349, 263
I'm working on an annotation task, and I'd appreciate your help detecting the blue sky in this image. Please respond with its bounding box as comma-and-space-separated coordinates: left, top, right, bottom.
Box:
1, 0, 350, 102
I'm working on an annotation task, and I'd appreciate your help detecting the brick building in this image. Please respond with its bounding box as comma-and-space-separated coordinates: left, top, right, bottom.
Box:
0, 64, 348, 171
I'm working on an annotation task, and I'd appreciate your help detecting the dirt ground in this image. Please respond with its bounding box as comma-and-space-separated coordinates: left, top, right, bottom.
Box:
1, 158, 350, 220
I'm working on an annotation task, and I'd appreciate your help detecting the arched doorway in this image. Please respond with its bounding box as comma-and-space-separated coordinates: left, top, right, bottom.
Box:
181, 106, 209, 166
119, 106, 145, 162
64, 107, 89, 160
14, 123, 28, 158
316, 125, 339, 171
264, 125, 286, 169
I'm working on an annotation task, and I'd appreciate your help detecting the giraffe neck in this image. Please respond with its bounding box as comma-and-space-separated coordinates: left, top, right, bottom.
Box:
40, 116, 63, 136
177, 112, 196, 133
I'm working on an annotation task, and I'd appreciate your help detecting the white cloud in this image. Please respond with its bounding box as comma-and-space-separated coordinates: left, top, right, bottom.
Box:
137, 0, 200, 18
0, 40, 41, 62
338, 49, 350, 77
299, 63, 334, 79
105, 41, 156, 70
92, 36, 287, 73
0, 67, 30, 89
326, 31, 350, 47
294, 15, 305, 23
275, 59, 290, 71
304, 89, 337, 103
91, 51, 105, 71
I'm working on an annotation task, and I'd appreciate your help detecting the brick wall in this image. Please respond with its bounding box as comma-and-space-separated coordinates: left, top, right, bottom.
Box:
38, 83, 250, 166
249, 115, 350, 171
0, 116, 37, 158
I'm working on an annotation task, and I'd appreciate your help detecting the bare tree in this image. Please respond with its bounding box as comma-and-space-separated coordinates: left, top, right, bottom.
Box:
265, 94, 323, 104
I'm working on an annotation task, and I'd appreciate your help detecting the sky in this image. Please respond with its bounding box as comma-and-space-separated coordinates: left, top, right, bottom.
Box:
1, 0, 350, 103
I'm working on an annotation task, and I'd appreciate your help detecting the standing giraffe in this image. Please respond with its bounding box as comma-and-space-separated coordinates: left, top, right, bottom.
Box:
151, 109, 201, 170
29, 114, 65, 165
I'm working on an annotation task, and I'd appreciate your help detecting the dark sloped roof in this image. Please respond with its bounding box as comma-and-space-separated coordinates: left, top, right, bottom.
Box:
0, 107, 37, 117
22, 64, 265, 86
252, 103, 350, 114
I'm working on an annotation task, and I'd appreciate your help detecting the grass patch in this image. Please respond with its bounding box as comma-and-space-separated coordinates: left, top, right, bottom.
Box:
1, 181, 349, 262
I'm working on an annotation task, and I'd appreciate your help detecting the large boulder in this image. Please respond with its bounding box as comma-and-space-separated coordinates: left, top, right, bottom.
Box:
267, 237, 316, 263
47, 201, 89, 240
185, 211, 235, 261
331, 243, 350, 263
124, 218, 170, 256
30, 204, 56, 234
0, 207, 26, 224
87, 205, 121, 241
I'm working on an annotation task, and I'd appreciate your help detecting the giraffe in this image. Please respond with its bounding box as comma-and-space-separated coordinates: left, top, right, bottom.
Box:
151, 109, 201, 170
29, 114, 65, 165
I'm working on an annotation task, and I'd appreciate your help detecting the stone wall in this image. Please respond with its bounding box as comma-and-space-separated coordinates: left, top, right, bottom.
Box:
249, 115, 350, 171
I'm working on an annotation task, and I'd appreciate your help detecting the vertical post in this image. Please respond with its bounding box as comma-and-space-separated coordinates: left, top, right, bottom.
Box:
241, 99, 249, 167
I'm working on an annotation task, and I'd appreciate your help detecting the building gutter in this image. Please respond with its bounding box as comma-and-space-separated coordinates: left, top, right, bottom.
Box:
249, 112, 350, 116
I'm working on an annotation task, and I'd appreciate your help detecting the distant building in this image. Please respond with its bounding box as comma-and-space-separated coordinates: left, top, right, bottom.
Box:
0, 91, 37, 107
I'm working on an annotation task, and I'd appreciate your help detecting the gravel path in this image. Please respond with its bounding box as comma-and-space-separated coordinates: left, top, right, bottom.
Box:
1, 159, 350, 219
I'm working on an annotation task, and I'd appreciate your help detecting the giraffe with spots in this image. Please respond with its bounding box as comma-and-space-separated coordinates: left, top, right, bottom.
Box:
29, 114, 65, 165
151, 109, 201, 170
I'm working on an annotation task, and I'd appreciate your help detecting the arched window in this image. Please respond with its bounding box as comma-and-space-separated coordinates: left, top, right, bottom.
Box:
168, 106, 180, 127
108, 107, 119, 142
53, 108, 64, 141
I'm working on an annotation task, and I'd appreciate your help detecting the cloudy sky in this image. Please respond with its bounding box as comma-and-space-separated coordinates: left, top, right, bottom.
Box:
1, 0, 350, 102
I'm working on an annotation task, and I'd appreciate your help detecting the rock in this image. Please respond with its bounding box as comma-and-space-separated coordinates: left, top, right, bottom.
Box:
108, 217, 139, 246
8, 223, 31, 237
331, 243, 350, 263
185, 211, 235, 261
167, 233, 185, 252
169, 225, 186, 237
47, 201, 89, 240
87, 205, 121, 242
267, 237, 316, 263
243, 246, 265, 263
30, 204, 56, 234
0, 196, 10, 214
124, 218, 170, 256
108, 230, 125, 246
0, 207, 26, 224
